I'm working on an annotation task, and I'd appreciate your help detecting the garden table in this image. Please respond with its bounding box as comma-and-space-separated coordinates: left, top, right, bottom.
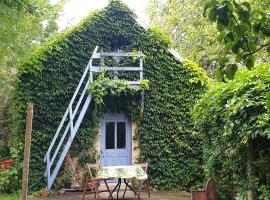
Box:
97, 165, 148, 200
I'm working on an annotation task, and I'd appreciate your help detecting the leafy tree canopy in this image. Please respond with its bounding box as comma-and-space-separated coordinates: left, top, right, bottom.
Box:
0, 0, 65, 191
0, 0, 65, 104
204, 0, 270, 80
147, 0, 270, 77
147, 0, 223, 74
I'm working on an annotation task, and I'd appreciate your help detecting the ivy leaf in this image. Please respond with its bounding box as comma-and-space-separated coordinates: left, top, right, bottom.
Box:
226, 64, 238, 80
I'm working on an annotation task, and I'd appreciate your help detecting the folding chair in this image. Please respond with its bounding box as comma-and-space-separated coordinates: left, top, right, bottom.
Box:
82, 163, 111, 200
123, 163, 150, 198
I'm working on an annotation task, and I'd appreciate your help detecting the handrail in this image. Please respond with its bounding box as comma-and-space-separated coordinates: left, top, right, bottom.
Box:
90, 66, 142, 72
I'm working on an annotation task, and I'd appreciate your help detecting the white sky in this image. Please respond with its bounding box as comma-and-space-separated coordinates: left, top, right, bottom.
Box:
53, 0, 150, 30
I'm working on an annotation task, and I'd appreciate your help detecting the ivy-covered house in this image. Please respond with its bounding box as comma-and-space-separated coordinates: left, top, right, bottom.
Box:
14, 0, 208, 191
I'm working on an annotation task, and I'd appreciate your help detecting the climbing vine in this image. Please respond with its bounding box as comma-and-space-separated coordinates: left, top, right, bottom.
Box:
13, 0, 208, 191
88, 70, 149, 105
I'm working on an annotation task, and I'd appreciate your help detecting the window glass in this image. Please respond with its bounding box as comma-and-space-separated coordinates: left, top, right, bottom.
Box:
117, 122, 126, 149
106, 122, 115, 149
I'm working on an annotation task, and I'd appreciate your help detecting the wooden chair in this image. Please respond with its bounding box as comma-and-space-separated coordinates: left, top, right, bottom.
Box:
123, 163, 151, 198
82, 163, 111, 200
191, 179, 217, 200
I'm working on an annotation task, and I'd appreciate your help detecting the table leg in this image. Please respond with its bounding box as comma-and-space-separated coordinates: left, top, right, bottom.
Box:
123, 179, 141, 200
117, 178, 121, 199
104, 180, 113, 200
108, 179, 121, 200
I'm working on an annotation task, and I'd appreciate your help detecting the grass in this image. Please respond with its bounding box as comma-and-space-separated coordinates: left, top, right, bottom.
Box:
0, 193, 19, 200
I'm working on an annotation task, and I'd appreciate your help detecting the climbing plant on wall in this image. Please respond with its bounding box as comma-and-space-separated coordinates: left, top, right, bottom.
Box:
13, 0, 208, 190
192, 64, 270, 199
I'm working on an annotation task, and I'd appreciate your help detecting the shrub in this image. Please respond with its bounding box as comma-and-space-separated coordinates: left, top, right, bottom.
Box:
192, 64, 270, 199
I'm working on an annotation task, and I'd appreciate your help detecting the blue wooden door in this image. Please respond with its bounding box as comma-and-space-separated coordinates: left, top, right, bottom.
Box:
100, 114, 132, 167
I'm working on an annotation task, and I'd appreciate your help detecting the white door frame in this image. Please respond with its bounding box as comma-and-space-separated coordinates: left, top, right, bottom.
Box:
100, 113, 132, 167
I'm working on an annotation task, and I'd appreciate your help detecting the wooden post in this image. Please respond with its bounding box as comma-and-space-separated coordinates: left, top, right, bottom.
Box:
247, 140, 254, 200
21, 103, 33, 200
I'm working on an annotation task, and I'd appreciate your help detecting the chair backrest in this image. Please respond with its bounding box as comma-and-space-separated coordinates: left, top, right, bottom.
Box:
134, 163, 149, 173
205, 179, 217, 200
86, 163, 100, 180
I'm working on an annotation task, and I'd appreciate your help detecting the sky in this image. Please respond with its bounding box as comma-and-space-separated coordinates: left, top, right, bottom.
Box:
53, 0, 150, 30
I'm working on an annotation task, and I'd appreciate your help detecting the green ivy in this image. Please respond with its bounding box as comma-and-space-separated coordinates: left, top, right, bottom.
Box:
88, 70, 149, 105
12, 0, 208, 190
192, 64, 270, 199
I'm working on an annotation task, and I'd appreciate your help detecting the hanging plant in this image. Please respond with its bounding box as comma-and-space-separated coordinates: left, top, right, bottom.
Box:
88, 70, 149, 105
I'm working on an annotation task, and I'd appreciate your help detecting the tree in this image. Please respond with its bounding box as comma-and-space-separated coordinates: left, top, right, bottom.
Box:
147, 0, 225, 74
0, 0, 65, 163
0, 0, 65, 102
146, 0, 270, 76
204, 0, 270, 81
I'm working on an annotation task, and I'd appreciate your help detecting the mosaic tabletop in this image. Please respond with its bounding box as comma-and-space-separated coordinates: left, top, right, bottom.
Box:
97, 165, 148, 180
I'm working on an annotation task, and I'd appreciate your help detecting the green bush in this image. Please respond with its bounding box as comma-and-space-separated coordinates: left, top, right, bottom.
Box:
192, 64, 270, 199
13, 0, 208, 190
0, 140, 21, 193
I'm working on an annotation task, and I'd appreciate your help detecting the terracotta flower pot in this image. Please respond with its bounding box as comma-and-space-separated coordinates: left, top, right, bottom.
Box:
65, 155, 73, 164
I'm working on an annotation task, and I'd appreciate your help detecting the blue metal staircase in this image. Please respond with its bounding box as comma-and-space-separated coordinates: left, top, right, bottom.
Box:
44, 46, 144, 191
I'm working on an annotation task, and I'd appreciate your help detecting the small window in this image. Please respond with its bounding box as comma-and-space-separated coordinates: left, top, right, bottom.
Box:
117, 122, 126, 149
105, 122, 115, 149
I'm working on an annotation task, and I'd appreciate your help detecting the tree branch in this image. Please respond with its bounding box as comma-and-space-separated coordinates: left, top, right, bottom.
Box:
244, 42, 270, 57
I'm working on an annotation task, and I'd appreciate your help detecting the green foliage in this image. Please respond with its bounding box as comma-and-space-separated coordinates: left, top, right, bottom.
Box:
0, 0, 65, 117
0, 193, 19, 200
0, 2, 66, 188
88, 71, 149, 105
192, 64, 270, 199
204, 0, 270, 80
0, 139, 21, 193
147, 0, 223, 74
13, 0, 208, 190
0, 167, 20, 193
